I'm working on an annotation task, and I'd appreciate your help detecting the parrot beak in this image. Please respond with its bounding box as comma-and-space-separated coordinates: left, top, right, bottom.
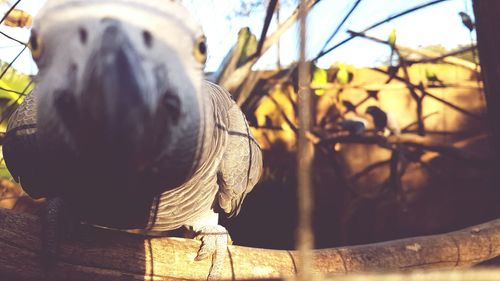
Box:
69, 18, 160, 163
41, 18, 198, 187
80, 18, 151, 124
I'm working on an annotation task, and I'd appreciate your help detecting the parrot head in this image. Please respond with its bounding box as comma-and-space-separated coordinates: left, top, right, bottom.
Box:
31, 0, 208, 189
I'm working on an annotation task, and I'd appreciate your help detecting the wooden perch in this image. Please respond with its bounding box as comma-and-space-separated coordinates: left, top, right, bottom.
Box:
1, 208, 500, 280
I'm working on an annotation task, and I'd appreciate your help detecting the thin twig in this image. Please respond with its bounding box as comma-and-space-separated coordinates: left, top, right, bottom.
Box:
315, 0, 363, 60
372, 67, 482, 119
0, 45, 27, 80
350, 30, 476, 71
222, 0, 321, 91
0, 86, 27, 96
316, 0, 449, 61
251, 0, 278, 59
0, 0, 22, 25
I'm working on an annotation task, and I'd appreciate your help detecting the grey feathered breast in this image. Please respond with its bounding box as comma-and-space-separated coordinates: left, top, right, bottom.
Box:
3, 81, 263, 231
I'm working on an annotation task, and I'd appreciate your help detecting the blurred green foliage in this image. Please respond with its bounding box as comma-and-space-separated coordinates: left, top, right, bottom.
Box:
0, 62, 32, 109
0, 61, 33, 179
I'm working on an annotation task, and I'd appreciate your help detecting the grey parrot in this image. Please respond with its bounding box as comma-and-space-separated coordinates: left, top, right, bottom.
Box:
2, 0, 262, 280
459, 11, 475, 32
339, 117, 367, 135
365, 105, 400, 136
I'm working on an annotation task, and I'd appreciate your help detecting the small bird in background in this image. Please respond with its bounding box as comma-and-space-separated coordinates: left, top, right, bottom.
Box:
459, 11, 475, 32
366, 106, 387, 133
365, 106, 400, 136
312, 64, 328, 96
388, 28, 397, 47
339, 116, 367, 135
388, 28, 397, 66
425, 68, 445, 87
335, 63, 353, 85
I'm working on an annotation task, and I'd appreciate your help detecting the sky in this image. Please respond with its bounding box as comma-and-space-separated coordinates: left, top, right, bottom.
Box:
0, 0, 475, 75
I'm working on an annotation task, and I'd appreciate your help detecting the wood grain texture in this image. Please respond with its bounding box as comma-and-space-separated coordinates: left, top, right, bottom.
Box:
0, 207, 499, 280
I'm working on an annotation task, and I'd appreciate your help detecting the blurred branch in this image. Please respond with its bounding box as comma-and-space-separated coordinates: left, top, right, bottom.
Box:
0, 45, 27, 79
349, 159, 391, 182
316, 0, 363, 60
221, 0, 321, 92
266, 92, 298, 134
410, 45, 477, 65
251, 0, 278, 59
315, 0, 449, 61
318, 133, 491, 167
371, 67, 482, 120
1, 207, 500, 280
401, 111, 439, 132
0, 0, 21, 24
348, 30, 477, 71
0, 86, 27, 96
393, 48, 426, 136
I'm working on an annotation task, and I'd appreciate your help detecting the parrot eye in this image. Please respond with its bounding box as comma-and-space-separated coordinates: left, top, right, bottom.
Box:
79, 27, 88, 45
193, 36, 207, 64
142, 30, 153, 48
28, 29, 43, 61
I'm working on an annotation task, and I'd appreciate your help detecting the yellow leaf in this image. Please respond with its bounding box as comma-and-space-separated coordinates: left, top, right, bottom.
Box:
3, 9, 33, 28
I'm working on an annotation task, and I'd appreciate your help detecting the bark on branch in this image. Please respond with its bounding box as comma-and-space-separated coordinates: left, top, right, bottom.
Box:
1, 208, 500, 280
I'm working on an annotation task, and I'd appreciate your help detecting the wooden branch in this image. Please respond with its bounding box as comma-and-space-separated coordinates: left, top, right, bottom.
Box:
410, 45, 476, 65
327, 269, 500, 281
318, 133, 492, 166
348, 30, 477, 71
1, 208, 500, 280
221, 0, 320, 92
214, 28, 255, 85
371, 67, 482, 120
316, 0, 362, 58
252, 0, 278, 58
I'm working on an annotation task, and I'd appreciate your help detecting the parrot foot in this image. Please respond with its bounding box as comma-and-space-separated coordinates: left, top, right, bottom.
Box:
41, 197, 77, 271
194, 225, 231, 281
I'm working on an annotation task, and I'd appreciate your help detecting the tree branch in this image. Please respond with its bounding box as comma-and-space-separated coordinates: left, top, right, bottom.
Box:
315, 0, 449, 61
371, 67, 482, 120
221, 0, 320, 92
1, 207, 500, 280
348, 30, 477, 71
251, 0, 278, 59
318, 133, 492, 167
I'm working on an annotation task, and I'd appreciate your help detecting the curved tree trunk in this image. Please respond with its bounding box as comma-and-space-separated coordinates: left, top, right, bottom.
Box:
0, 208, 499, 280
